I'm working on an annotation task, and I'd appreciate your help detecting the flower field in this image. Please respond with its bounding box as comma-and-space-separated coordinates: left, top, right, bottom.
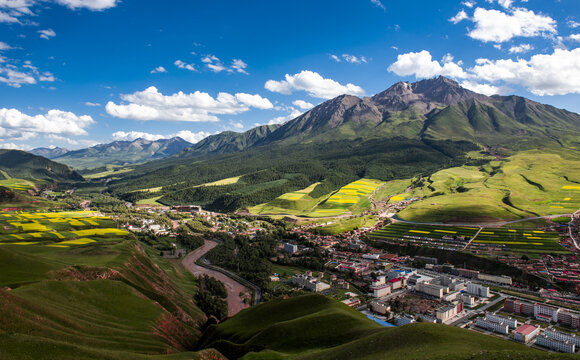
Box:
0, 211, 129, 248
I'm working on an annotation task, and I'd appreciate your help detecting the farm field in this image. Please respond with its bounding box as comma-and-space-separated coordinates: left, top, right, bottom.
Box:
0, 211, 129, 250
395, 152, 580, 223
250, 179, 384, 218
0, 178, 36, 191
368, 222, 569, 256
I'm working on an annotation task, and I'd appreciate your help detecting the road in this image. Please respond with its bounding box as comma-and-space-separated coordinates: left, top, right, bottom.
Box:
182, 240, 250, 317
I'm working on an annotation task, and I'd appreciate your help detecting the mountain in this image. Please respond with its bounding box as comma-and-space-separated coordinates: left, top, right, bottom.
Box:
30, 147, 71, 159
53, 137, 193, 169
109, 76, 580, 212
0, 150, 83, 182
177, 124, 279, 158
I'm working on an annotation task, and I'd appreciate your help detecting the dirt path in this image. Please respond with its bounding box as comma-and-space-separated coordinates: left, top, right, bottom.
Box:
182, 240, 250, 317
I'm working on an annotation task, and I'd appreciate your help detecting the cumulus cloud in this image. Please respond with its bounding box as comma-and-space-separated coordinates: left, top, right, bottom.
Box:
508, 43, 533, 53
497, 0, 513, 9
150, 66, 167, 74
38, 29, 56, 40
0, 142, 32, 151
231, 59, 248, 74
460, 80, 506, 96
568, 20, 580, 29
462, 1, 476, 8
54, 0, 118, 11
292, 100, 315, 110
111, 130, 212, 144
467, 7, 557, 43
330, 54, 368, 64
388, 50, 468, 79
174, 60, 196, 71
370, 0, 385, 10
0, 62, 55, 88
267, 109, 303, 126
265, 70, 365, 99
469, 48, 580, 95
570, 34, 580, 42
0, 108, 94, 141
106, 86, 274, 122
0, 41, 11, 50
389, 48, 580, 96
449, 10, 469, 24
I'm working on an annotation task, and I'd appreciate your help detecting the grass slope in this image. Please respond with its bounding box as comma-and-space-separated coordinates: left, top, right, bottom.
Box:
200, 294, 561, 360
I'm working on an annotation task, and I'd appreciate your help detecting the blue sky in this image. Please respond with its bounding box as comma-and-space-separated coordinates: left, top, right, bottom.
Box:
0, 0, 579, 150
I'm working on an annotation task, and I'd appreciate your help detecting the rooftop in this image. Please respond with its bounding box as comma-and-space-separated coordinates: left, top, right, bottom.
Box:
515, 324, 539, 335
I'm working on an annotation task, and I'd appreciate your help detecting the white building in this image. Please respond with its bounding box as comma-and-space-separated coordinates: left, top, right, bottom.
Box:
536, 335, 576, 354
371, 300, 391, 315
535, 304, 560, 323
461, 294, 476, 307
283, 243, 298, 254
486, 313, 518, 329
475, 318, 509, 335
371, 284, 391, 298
416, 282, 445, 299
544, 329, 580, 347
291, 274, 331, 292
467, 283, 491, 298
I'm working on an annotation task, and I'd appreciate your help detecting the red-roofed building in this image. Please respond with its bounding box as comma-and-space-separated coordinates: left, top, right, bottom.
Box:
514, 324, 540, 343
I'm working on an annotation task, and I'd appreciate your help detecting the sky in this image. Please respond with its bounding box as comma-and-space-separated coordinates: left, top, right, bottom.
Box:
0, 0, 579, 150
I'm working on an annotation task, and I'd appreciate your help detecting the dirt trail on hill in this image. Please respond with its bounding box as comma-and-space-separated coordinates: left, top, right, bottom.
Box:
182, 240, 250, 317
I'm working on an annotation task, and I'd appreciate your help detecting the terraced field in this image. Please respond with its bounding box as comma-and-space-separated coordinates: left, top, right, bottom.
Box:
369, 222, 569, 256
250, 179, 384, 218
470, 227, 568, 255
0, 211, 129, 249
0, 178, 35, 191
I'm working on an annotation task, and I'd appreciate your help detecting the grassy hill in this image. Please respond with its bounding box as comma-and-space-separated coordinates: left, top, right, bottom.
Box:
199, 294, 563, 360
0, 210, 218, 359
0, 150, 83, 183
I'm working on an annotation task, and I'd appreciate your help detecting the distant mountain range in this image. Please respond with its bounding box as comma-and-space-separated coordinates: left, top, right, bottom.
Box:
174, 76, 580, 160
0, 150, 83, 183
33, 137, 193, 170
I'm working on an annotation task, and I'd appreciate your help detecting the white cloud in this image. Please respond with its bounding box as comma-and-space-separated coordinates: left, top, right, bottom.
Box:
0, 142, 32, 150
460, 80, 506, 95
268, 109, 303, 126
0, 108, 94, 141
570, 34, 580, 42
0, 41, 11, 50
111, 130, 211, 144
469, 48, 580, 95
0, 11, 19, 23
370, 0, 385, 10
462, 1, 476, 8
389, 48, 580, 96
174, 60, 196, 72
330, 54, 368, 64
0, 62, 55, 88
568, 20, 580, 29
84, 102, 101, 107
229, 121, 244, 129
265, 70, 365, 99
106, 86, 274, 122
292, 100, 315, 110
388, 50, 468, 79
449, 10, 469, 24
231, 59, 248, 74
508, 43, 533, 53
38, 29, 56, 40
497, 0, 513, 9
150, 66, 167, 74
234, 93, 273, 109
467, 7, 557, 43
54, 0, 118, 11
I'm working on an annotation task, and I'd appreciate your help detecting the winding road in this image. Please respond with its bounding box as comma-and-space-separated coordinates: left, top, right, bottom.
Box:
182, 240, 251, 317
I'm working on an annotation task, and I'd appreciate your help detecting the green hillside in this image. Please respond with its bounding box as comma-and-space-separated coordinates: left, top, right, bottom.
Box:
199, 294, 562, 360
0, 150, 83, 183
0, 210, 215, 359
